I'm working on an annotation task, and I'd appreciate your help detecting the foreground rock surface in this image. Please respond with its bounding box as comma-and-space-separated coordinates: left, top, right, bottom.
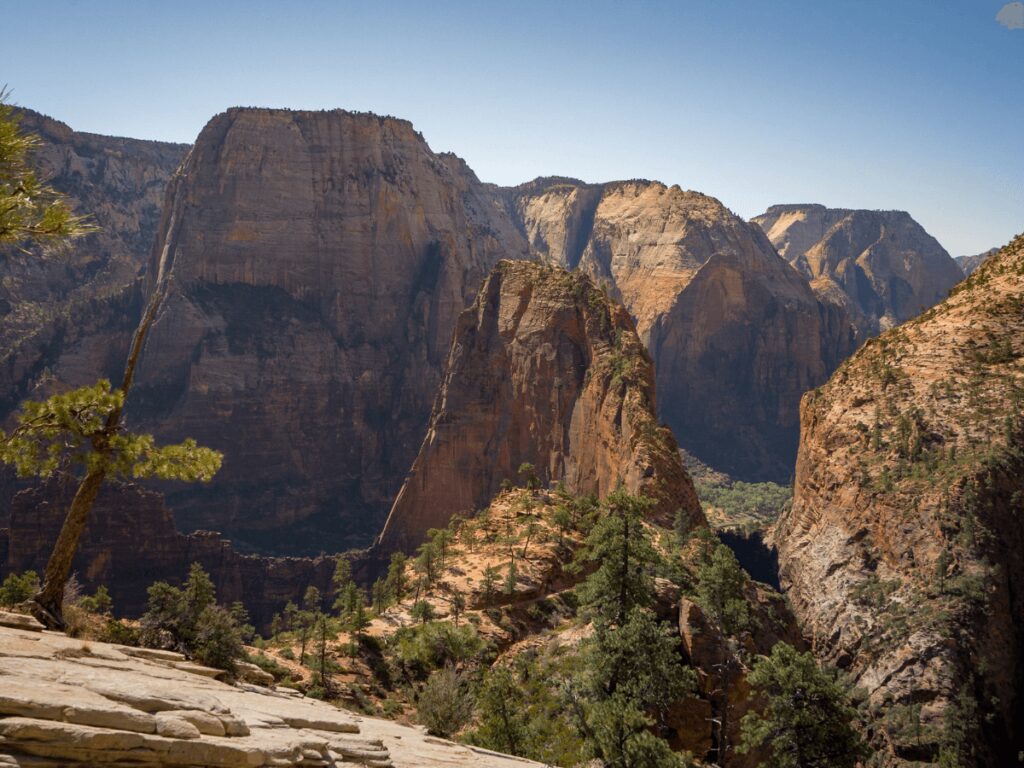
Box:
377, 260, 702, 551
773, 234, 1024, 766
0, 624, 541, 767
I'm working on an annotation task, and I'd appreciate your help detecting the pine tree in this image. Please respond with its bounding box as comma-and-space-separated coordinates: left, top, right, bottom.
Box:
385, 552, 408, 604
473, 665, 529, 755
481, 565, 499, 603
575, 487, 659, 624
738, 642, 868, 768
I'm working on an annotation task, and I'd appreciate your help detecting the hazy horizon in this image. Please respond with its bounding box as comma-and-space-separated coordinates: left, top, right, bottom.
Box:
7, 0, 1022, 255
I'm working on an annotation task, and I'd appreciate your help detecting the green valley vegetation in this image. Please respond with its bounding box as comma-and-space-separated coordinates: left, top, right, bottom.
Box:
0, 92, 222, 628
683, 451, 791, 532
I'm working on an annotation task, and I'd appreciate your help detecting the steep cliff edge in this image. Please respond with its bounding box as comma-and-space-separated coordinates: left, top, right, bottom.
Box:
753, 204, 964, 338
376, 260, 701, 552
134, 108, 529, 553
510, 180, 855, 482
773, 234, 1024, 765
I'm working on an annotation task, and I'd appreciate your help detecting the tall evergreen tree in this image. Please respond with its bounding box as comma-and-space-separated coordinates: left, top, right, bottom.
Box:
738, 642, 867, 768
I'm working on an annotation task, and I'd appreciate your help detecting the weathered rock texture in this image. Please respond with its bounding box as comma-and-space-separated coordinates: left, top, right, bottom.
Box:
0, 109, 187, 514
773, 234, 1024, 766
376, 260, 701, 552
0, 624, 541, 767
0, 479, 334, 629
955, 248, 998, 277
753, 204, 964, 338
133, 108, 529, 553
509, 180, 855, 481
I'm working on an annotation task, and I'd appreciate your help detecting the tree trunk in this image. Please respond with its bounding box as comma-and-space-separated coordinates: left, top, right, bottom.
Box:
31, 288, 165, 630
31, 468, 106, 627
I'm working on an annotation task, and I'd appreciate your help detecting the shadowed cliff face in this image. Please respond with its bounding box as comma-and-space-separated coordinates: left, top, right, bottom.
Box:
773, 235, 1024, 766
0, 479, 334, 629
753, 204, 965, 338
134, 108, 530, 553
510, 180, 856, 482
376, 260, 703, 552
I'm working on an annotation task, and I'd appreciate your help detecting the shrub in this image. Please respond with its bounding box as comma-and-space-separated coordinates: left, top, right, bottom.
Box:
138, 563, 246, 674
393, 621, 486, 677
416, 666, 473, 737
0, 570, 39, 608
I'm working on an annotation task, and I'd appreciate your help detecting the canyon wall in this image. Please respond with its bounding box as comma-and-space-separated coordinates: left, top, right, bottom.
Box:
773, 234, 1024, 766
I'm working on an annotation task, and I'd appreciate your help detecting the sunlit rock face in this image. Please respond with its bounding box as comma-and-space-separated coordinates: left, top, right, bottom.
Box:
509, 179, 855, 482
773, 235, 1024, 766
753, 204, 964, 338
377, 260, 703, 552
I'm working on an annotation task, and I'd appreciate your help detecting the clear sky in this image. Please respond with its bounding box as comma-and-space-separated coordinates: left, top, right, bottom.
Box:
5, 0, 1022, 255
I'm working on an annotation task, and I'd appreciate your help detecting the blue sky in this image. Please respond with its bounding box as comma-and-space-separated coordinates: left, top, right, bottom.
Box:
5, 0, 1022, 255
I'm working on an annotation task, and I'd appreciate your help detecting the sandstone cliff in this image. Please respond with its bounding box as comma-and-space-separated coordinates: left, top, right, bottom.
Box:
752, 204, 964, 337
0, 109, 187, 509
773, 234, 1024, 765
509, 180, 855, 482
376, 260, 701, 552
133, 108, 529, 553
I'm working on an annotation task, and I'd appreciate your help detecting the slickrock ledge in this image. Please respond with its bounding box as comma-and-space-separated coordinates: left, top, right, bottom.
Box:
0, 625, 542, 767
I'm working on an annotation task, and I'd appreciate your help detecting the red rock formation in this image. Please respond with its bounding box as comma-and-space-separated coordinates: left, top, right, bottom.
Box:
510, 180, 855, 481
133, 108, 529, 553
773, 234, 1024, 765
376, 260, 701, 552
753, 204, 964, 338
1, 478, 334, 629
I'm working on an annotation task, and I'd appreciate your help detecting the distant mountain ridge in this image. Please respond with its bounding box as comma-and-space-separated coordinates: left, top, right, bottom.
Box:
752, 203, 964, 338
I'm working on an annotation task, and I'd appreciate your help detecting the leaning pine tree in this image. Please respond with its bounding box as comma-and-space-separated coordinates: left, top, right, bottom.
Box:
0, 90, 222, 628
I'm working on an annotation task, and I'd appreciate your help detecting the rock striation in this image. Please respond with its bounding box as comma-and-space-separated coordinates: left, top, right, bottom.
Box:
0, 624, 542, 767
752, 204, 964, 338
133, 108, 529, 553
376, 260, 702, 552
1, 479, 334, 630
509, 180, 855, 481
773, 234, 1024, 765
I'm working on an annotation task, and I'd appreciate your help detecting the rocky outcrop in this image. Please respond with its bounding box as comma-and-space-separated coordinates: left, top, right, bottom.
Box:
133, 108, 529, 554
0, 624, 541, 767
1, 479, 335, 629
511, 180, 855, 481
955, 248, 998, 277
773, 234, 1024, 766
376, 260, 701, 552
752, 204, 964, 337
